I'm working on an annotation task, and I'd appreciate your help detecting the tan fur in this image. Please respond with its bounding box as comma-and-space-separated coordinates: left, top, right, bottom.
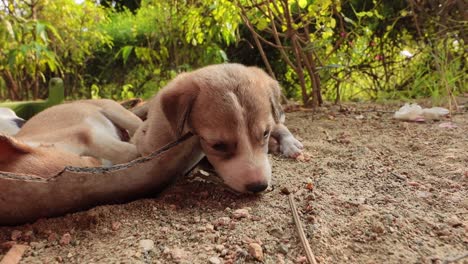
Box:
132, 63, 303, 193
0, 99, 143, 177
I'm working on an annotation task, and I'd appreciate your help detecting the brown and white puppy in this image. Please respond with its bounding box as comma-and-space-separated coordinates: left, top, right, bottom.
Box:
132, 63, 303, 193
0, 107, 25, 136
0, 99, 142, 177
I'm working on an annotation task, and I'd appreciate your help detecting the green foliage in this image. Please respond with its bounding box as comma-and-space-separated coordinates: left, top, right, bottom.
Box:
0, 0, 110, 100
0, 0, 465, 105
90, 0, 240, 100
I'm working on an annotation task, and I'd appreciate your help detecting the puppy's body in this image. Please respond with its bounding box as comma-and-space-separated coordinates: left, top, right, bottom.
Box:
133, 64, 302, 193
0, 99, 142, 177
0, 107, 25, 136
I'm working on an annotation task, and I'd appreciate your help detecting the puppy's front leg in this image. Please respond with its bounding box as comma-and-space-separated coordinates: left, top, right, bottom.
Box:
270, 124, 303, 158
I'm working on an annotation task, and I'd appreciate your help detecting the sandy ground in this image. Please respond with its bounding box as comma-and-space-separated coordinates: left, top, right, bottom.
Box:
0, 101, 467, 264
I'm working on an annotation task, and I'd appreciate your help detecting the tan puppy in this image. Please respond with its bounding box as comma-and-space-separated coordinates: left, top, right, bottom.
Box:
132, 63, 303, 193
0, 99, 142, 177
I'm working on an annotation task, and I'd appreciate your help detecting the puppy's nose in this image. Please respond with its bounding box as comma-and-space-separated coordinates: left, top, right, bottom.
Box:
246, 182, 268, 193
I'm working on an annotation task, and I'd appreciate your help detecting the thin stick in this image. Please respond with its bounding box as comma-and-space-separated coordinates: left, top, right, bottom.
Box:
0, 244, 29, 264
288, 193, 318, 264
443, 251, 468, 264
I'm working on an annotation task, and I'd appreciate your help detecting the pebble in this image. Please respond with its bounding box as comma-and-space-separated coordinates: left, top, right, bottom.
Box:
248, 243, 264, 261
47, 232, 58, 242
170, 247, 188, 261
268, 227, 283, 238
139, 239, 155, 252
277, 243, 289, 254
276, 253, 286, 264
214, 244, 225, 252
30, 241, 45, 250
111, 221, 121, 231
213, 217, 231, 227
296, 256, 307, 263
208, 256, 222, 264
220, 249, 228, 257
205, 223, 215, 232
232, 209, 250, 219
446, 215, 463, 227
416, 191, 432, 198
11, 230, 22, 241
371, 222, 385, 234
60, 233, 72, 245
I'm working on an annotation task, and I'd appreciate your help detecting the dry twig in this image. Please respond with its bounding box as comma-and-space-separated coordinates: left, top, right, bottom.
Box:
442, 251, 468, 264
288, 193, 318, 264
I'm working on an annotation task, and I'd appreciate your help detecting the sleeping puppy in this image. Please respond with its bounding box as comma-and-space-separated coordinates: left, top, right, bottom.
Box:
0, 99, 142, 177
132, 63, 303, 193
0, 107, 25, 136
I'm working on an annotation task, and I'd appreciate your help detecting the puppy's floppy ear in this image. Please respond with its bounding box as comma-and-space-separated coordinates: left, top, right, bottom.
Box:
0, 134, 31, 162
269, 81, 285, 124
160, 74, 200, 137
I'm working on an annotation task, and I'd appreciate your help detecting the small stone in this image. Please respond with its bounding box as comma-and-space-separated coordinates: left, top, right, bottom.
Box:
232, 209, 250, 219
47, 232, 58, 242
446, 215, 463, 228
358, 204, 371, 212
248, 243, 264, 261
111, 221, 121, 231
139, 239, 154, 252
220, 249, 229, 257
371, 222, 385, 234
281, 187, 291, 195
214, 245, 225, 252
213, 217, 231, 227
277, 243, 289, 254
205, 223, 215, 232
23, 231, 34, 242
209, 256, 222, 264
170, 247, 188, 261
268, 227, 283, 238
60, 233, 72, 245
11, 230, 22, 241
416, 191, 432, 198
296, 256, 307, 263
30, 241, 45, 250
276, 253, 286, 264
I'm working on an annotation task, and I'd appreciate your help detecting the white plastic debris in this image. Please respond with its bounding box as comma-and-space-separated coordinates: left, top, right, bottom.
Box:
394, 103, 449, 122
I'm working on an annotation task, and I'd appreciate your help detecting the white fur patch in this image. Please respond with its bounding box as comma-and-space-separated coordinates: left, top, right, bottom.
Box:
0, 108, 22, 136
0, 120, 21, 136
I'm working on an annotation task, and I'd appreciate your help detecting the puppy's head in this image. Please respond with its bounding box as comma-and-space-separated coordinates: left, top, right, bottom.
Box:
161, 64, 283, 193
0, 134, 101, 177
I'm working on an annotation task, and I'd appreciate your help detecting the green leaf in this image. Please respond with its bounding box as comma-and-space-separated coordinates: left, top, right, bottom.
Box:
120, 45, 134, 64
298, 0, 308, 9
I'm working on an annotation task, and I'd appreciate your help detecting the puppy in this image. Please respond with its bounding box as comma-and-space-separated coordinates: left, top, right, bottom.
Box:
0, 99, 142, 177
0, 107, 25, 136
132, 63, 303, 193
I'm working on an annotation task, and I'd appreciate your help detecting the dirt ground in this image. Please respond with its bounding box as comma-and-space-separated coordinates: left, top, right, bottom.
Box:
1, 101, 467, 264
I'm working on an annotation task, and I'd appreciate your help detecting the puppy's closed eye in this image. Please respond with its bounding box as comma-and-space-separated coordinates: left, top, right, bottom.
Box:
211, 142, 228, 152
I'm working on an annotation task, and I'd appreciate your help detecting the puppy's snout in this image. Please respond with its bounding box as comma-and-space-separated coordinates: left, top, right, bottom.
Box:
246, 182, 268, 193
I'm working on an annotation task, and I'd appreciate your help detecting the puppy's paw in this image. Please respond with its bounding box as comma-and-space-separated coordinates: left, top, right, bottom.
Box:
280, 136, 303, 158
